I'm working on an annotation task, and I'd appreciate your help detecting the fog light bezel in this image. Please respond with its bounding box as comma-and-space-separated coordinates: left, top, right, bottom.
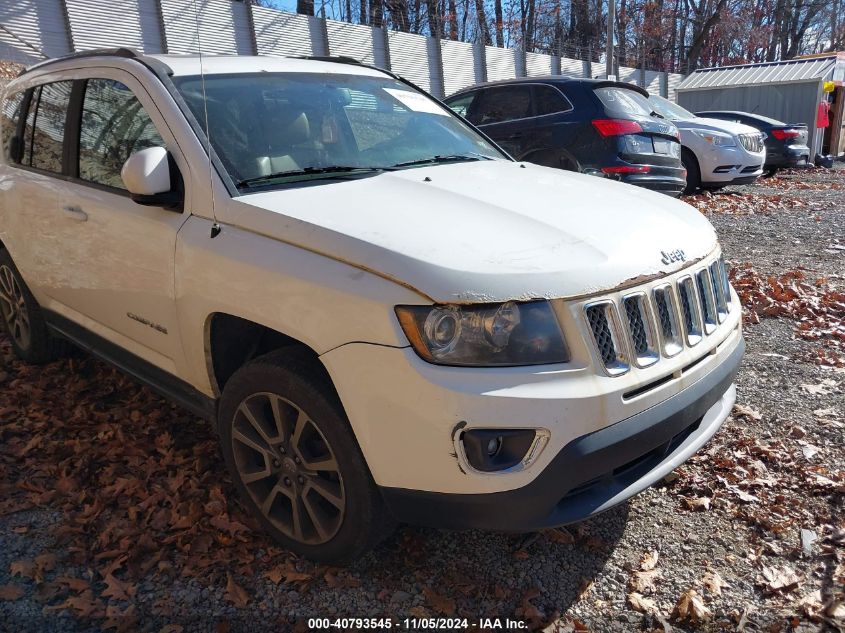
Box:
456, 427, 550, 474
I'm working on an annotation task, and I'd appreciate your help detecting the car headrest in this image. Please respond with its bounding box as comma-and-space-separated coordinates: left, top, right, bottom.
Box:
284, 112, 310, 145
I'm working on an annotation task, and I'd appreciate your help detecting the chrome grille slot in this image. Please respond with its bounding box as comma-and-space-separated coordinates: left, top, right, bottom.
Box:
623, 294, 658, 367
677, 276, 703, 345
719, 256, 732, 309
585, 302, 629, 375
652, 285, 683, 357
709, 261, 728, 322
695, 269, 717, 334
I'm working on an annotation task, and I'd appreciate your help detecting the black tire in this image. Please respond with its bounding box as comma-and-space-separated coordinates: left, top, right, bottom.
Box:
218, 347, 393, 564
681, 149, 701, 195
0, 249, 67, 364
762, 167, 778, 178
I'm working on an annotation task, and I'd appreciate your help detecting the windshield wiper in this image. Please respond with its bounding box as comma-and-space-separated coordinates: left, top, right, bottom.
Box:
650, 110, 665, 119
391, 154, 492, 169
238, 165, 393, 188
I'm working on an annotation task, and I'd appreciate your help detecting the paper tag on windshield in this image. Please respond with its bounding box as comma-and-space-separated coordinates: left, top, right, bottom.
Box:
383, 88, 448, 116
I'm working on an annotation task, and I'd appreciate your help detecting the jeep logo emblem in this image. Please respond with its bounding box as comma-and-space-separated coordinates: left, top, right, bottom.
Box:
660, 249, 686, 265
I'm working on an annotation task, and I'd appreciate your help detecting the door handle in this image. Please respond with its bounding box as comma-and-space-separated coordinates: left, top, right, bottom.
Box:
62, 205, 88, 222
505, 132, 525, 140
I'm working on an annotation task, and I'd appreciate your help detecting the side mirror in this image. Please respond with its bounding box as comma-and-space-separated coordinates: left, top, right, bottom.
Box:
121, 146, 182, 210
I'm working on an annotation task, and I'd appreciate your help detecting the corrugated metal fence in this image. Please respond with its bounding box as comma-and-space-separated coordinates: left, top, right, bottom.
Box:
1, 0, 684, 99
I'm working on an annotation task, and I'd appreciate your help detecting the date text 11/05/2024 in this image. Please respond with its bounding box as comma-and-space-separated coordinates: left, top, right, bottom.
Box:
308, 617, 529, 630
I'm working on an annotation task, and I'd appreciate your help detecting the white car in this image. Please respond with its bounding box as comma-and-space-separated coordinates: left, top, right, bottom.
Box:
0, 49, 744, 563
649, 94, 766, 194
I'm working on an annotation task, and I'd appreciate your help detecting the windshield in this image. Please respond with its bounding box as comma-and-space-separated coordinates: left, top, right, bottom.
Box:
174, 72, 504, 188
648, 95, 696, 121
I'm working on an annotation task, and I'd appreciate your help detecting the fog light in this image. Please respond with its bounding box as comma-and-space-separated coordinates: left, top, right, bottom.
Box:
486, 437, 501, 456
462, 429, 537, 472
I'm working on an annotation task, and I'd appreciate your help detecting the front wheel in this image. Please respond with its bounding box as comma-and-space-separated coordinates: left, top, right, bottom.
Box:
681, 149, 701, 195
218, 348, 393, 564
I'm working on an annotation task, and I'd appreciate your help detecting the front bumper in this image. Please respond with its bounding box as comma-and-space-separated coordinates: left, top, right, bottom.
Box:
695, 144, 765, 185
380, 336, 743, 531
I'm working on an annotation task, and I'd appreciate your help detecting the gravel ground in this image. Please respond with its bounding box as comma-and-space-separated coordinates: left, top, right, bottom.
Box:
0, 166, 843, 633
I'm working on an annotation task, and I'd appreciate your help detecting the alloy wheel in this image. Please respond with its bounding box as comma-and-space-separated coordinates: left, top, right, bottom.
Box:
0, 265, 31, 350
231, 392, 345, 545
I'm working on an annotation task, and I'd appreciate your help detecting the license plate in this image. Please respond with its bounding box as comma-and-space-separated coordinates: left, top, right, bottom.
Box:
653, 138, 670, 154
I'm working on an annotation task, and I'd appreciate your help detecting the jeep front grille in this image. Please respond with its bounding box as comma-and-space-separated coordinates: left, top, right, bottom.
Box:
739, 133, 764, 153
584, 257, 733, 375
585, 302, 629, 375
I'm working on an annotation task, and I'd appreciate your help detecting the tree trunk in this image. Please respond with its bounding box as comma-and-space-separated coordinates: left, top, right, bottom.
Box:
494, 0, 504, 46
387, 0, 410, 30
476, 0, 492, 44
425, 0, 441, 36
447, 0, 458, 38
370, 0, 384, 27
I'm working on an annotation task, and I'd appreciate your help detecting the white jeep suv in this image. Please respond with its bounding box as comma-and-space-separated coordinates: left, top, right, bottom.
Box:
648, 94, 766, 194
0, 49, 744, 563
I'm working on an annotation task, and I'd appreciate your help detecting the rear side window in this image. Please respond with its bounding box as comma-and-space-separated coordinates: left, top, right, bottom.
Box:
594, 87, 652, 118
30, 81, 73, 174
445, 92, 476, 118
534, 86, 572, 116
474, 86, 532, 124
79, 79, 164, 189
1, 91, 24, 162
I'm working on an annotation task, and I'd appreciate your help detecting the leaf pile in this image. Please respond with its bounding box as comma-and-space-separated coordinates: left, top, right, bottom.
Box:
0, 338, 314, 627
686, 190, 810, 216
672, 408, 845, 625
765, 174, 844, 191
729, 263, 845, 366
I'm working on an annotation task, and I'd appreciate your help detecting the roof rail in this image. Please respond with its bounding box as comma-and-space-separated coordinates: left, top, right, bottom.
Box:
19, 47, 144, 77
296, 55, 364, 66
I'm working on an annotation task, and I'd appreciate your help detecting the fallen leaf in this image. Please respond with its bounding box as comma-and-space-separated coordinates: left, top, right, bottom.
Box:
800, 380, 836, 396
544, 527, 575, 544
627, 592, 658, 614
629, 569, 661, 594
672, 588, 711, 624
263, 565, 311, 585
159, 626, 184, 633
225, 572, 249, 608
682, 496, 712, 511
422, 586, 456, 616
759, 565, 801, 593
640, 551, 659, 571
733, 404, 762, 421
0, 585, 25, 601
9, 560, 35, 579
702, 570, 727, 597
101, 574, 135, 601
55, 576, 90, 592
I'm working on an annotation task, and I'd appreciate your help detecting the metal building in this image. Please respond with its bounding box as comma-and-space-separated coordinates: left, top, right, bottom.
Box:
676, 53, 845, 157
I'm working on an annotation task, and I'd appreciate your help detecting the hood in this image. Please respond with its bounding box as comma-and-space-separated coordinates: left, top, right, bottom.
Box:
674, 116, 761, 136
222, 161, 718, 304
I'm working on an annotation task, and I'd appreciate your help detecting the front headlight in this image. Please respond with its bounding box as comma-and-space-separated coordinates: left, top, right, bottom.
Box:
691, 129, 736, 147
395, 300, 569, 366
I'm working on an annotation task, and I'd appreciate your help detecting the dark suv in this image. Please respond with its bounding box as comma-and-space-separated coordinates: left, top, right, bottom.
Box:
444, 78, 685, 196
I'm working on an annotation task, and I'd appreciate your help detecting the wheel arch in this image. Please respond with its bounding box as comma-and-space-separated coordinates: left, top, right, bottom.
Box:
204, 312, 331, 397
